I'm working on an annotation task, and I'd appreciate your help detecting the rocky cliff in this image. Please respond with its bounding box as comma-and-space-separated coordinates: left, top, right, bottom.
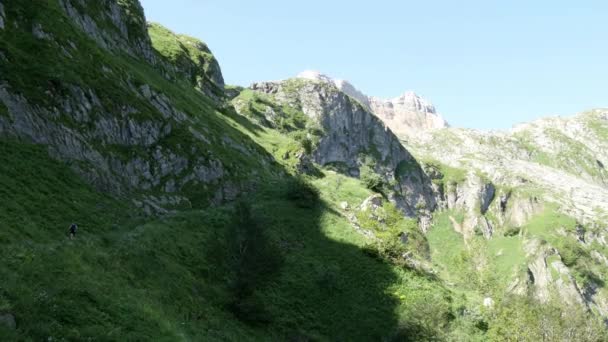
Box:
0, 0, 274, 213
297, 70, 449, 137
1, 0, 607, 339
369, 92, 448, 136
243, 76, 437, 217
405, 109, 608, 321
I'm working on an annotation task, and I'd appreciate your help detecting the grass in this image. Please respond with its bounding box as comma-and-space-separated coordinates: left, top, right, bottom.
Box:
148, 22, 224, 91
584, 110, 608, 141
3, 0, 607, 339
0, 137, 467, 340
523, 205, 577, 239
513, 126, 606, 181
426, 210, 468, 284
486, 236, 526, 285
422, 160, 467, 189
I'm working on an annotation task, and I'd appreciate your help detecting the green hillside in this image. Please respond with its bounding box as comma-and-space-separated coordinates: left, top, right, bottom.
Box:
0, 0, 607, 341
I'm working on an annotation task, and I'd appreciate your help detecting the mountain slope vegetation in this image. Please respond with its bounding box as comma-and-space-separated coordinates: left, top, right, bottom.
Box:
0, 0, 607, 341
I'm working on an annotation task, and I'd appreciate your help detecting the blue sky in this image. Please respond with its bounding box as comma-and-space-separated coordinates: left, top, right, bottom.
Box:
140, 0, 608, 129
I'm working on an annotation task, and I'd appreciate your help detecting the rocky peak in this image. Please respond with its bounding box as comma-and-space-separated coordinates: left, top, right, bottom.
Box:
383, 91, 437, 114
296, 70, 335, 84
296, 70, 448, 137
369, 92, 448, 137
296, 70, 370, 108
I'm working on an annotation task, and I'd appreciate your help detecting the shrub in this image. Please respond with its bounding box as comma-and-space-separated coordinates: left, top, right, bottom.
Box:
360, 165, 384, 192
555, 239, 587, 267
299, 137, 313, 155
503, 226, 521, 237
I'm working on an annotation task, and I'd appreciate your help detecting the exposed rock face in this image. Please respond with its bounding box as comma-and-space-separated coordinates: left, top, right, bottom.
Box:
408, 109, 608, 226
250, 77, 437, 216
0, 81, 231, 210
0, 0, 268, 213
524, 239, 585, 306
369, 93, 448, 137
296, 71, 448, 137
439, 171, 496, 239
360, 194, 385, 213
442, 172, 495, 214
58, 0, 156, 63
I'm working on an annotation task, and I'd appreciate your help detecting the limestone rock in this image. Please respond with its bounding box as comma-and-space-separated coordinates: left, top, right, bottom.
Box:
360, 194, 384, 213
58, 0, 156, 63
295, 70, 448, 137
249, 77, 437, 216
524, 239, 585, 306
32, 23, 52, 40
369, 92, 448, 137
483, 297, 494, 308
399, 232, 409, 245
407, 109, 608, 226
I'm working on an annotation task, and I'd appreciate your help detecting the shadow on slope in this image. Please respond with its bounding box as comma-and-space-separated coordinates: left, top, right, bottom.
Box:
0, 138, 434, 340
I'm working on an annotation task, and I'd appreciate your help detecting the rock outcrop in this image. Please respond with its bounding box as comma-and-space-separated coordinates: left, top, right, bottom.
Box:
369, 92, 448, 137
408, 110, 608, 226
249, 77, 437, 216
524, 239, 585, 306
0, 313, 16, 330
0, 0, 272, 213
58, 0, 156, 63
296, 71, 449, 137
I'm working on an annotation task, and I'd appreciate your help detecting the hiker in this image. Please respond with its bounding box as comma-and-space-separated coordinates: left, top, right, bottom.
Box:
68, 223, 78, 239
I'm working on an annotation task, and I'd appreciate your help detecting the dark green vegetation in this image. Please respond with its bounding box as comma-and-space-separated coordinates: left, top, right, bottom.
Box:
0, 137, 461, 341
1, 0, 607, 340
0, 0, 456, 340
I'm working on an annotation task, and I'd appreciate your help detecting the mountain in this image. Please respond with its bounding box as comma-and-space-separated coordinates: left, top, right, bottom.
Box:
0, 0, 607, 340
297, 70, 449, 136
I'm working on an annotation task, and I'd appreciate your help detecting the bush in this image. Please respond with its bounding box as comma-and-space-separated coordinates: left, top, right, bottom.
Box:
360, 166, 384, 192
503, 226, 521, 237
285, 177, 320, 208
299, 137, 313, 155
555, 239, 588, 267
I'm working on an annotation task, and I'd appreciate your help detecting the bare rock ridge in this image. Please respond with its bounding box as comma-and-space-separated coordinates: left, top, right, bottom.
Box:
296, 70, 449, 136
248, 77, 437, 217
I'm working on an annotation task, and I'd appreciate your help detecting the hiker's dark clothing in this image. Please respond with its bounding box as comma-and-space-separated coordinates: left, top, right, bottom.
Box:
69, 224, 77, 238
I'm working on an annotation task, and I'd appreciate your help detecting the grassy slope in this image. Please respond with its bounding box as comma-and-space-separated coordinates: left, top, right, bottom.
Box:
148, 22, 223, 91
3, 1, 604, 340
0, 134, 462, 340
0, 2, 461, 341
